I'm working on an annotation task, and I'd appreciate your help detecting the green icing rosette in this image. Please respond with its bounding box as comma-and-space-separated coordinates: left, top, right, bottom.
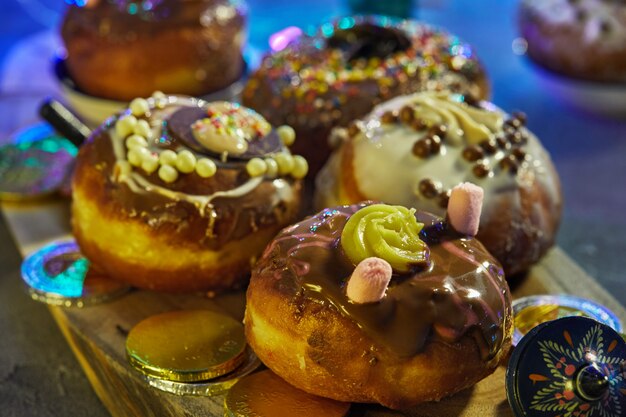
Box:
341, 204, 429, 272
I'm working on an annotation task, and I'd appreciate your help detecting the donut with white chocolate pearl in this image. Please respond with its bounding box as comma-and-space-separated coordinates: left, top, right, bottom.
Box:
315, 91, 562, 275
72, 94, 307, 292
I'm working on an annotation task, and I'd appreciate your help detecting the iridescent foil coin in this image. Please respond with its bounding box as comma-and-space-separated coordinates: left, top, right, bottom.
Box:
0, 123, 77, 201
140, 348, 262, 396
224, 370, 352, 417
126, 310, 247, 383
21, 240, 130, 307
512, 295, 622, 345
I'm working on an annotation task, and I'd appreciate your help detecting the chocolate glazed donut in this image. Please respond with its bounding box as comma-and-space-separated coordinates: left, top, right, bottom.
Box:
519, 0, 626, 82
61, 0, 247, 100
245, 203, 513, 409
243, 16, 489, 175
72, 94, 307, 292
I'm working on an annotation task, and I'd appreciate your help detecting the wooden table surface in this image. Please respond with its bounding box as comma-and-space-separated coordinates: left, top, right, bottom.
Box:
1, 1, 626, 416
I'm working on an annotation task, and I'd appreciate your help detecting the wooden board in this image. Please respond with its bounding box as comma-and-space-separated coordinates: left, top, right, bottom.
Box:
4, 200, 626, 417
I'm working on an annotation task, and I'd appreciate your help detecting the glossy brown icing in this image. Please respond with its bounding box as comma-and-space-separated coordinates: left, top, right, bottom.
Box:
255, 203, 512, 359
81, 96, 301, 249
61, 0, 246, 99
63, 0, 245, 35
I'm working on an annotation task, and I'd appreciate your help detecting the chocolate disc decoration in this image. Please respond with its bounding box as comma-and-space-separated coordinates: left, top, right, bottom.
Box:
224, 370, 352, 417
166, 104, 283, 161
126, 310, 247, 383
0, 124, 77, 201
140, 348, 262, 396
21, 240, 130, 307
513, 295, 622, 346
507, 316, 626, 417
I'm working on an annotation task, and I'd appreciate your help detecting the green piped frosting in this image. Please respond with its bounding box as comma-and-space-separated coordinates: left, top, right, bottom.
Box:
341, 204, 429, 272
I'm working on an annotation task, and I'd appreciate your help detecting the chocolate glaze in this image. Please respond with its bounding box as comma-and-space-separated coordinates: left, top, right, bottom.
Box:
255, 203, 511, 359
61, 0, 246, 100
62, 0, 246, 38
82, 96, 300, 249
326, 23, 411, 62
243, 16, 489, 174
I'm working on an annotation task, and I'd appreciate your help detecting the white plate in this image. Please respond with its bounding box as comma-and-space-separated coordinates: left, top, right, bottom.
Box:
54, 58, 248, 128
531, 62, 626, 118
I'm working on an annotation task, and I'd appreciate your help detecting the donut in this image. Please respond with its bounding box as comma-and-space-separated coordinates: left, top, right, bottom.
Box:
72, 94, 307, 292
61, 0, 246, 101
242, 16, 489, 175
315, 91, 562, 276
519, 0, 626, 82
245, 202, 513, 409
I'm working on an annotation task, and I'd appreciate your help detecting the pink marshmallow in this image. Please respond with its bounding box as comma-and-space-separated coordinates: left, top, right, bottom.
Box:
447, 182, 484, 237
346, 257, 393, 304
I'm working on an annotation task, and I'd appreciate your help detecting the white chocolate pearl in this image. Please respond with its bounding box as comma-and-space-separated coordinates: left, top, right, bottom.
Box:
291, 155, 309, 179
126, 134, 148, 149
246, 158, 267, 177
114, 161, 131, 178
129, 98, 150, 116
159, 149, 177, 166
264, 158, 278, 178
127, 149, 142, 166
133, 119, 152, 139
196, 158, 217, 178
141, 154, 159, 174
274, 153, 294, 175
176, 150, 196, 174
115, 115, 138, 138
158, 164, 178, 183
277, 125, 296, 146
152, 91, 166, 99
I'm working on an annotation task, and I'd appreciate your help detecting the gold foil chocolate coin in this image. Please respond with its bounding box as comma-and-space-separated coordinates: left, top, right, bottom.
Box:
224, 370, 351, 417
140, 348, 262, 397
126, 310, 246, 383
512, 294, 622, 345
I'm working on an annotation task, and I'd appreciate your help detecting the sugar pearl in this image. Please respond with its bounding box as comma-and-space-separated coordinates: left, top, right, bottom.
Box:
176, 150, 196, 174
129, 98, 150, 116
115, 115, 138, 138
264, 158, 278, 178
274, 153, 294, 175
126, 134, 148, 149
291, 155, 308, 179
196, 158, 217, 178
127, 149, 142, 167
141, 154, 159, 174
159, 149, 177, 166
133, 119, 152, 139
151, 91, 166, 99
158, 164, 178, 183
114, 161, 131, 179
277, 125, 296, 146
246, 158, 267, 177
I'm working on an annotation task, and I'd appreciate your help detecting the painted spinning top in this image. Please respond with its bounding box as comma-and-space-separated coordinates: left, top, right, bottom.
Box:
507, 316, 626, 417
